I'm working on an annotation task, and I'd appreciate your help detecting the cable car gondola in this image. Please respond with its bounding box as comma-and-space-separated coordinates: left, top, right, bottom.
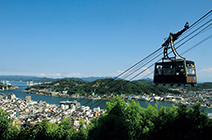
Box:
154, 22, 197, 86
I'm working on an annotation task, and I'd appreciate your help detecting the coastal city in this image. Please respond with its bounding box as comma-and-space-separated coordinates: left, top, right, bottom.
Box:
23, 81, 212, 108
1, 80, 212, 129
0, 92, 105, 130
1, 1, 212, 139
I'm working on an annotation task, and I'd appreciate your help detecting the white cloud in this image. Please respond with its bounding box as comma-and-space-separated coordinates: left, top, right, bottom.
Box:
40, 73, 45, 76
51, 72, 83, 78
66, 72, 82, 77
55, 73, 61, 76
198, 68, 212, 74
197, 67, 212, 82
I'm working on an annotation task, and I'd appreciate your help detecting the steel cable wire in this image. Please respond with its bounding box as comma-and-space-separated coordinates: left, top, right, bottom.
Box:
114, 46, 163, 80
96, 10, 212, 94
118, 12, 212, 81
142, 32, 212, 80
175, 18, 212, 46
175, 10, 212, 44
106, 19, 212, 92
126, 20, 212, 81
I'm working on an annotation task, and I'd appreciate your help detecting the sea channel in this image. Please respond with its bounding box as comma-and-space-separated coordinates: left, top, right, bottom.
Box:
2, 81, 212, 113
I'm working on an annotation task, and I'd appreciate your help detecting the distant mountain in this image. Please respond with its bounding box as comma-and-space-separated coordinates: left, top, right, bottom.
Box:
0, 75, 56, 82
27, 78, 179, 95
143, 78, 153, 81
0, 75, 112, 82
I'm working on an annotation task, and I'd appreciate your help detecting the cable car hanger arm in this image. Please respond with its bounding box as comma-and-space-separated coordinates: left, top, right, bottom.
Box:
162, 22, 189, 61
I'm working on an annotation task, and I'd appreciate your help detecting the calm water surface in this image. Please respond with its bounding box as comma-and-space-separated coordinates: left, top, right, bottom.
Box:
2, 81, 212, 113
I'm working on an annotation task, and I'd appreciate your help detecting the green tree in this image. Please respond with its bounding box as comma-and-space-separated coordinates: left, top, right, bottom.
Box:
55, 117, 77, 140
19, 121, 60, 140
0, 108, 19, 140
36, 121, 59, 140
88, 96, 129, 140
147, 102, 212, 140
125, 101, 145, 139
72, 119, 88, 140
18, 124, 37, 140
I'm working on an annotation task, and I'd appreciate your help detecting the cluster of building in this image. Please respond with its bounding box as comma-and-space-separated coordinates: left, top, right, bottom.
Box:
23, 88, 99, 99
120, 93, 185, 103
24, 88, 59, 96
0, 93, 105, 129
180, 89, 212, 108
26, 81, 50, 87
1, 87, 212, 129
0, 81, 18, 91
24, 86, 212, 109
122, 88, 212, 108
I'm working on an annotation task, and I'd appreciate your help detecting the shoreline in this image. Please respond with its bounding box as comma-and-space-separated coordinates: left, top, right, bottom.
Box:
0, 86, 19, 91
21, 89, 212, 109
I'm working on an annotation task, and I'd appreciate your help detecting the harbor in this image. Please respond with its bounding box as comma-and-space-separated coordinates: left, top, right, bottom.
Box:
1, 81, 212, 113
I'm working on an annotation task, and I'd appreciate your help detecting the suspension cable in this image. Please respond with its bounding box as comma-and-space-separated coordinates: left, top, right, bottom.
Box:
104, 17, 212, 91
124, 20, 212, 81
113, 46, 163, 79
181, 33, 212, 55
117, 11, 212, 81
96, 10, 212, 94
175, 10, 212, 41
176, 22, 212, 50
189, 10, 212, 29
141, 33, 212, 80
176, 19, 212, 47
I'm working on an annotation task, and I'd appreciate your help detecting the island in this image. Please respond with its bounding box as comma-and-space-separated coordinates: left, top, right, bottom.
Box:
22, 78, 212, 108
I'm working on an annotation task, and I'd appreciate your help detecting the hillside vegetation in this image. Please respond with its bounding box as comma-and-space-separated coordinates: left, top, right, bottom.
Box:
1, 96, 212, 140
186, 82, 212, 91
27, 78, 180, 95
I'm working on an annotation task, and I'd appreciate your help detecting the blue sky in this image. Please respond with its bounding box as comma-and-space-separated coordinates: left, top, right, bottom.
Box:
0, 0, 212, 82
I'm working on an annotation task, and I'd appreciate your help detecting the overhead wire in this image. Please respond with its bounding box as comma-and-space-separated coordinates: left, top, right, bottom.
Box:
125, 17, 212, 81
91, 45, 163, 94
113, 46, 163, 80
118, 10, 212, 81
181, 33, 212, 56
175, 18, 212, 46
187, 10, 212, 29
142, 32, 212, 80
96, 10, 212, 94
141, 24, 212, 80
120, 19, 212, 82
173, 9, 212, 45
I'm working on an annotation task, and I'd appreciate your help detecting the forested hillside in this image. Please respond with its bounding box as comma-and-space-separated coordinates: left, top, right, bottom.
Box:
27, 78, 180, 95
186, 82, 212, 91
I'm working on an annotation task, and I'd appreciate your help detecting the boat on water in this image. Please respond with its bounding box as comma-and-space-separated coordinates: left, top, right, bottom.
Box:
139, 96, 150, 101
